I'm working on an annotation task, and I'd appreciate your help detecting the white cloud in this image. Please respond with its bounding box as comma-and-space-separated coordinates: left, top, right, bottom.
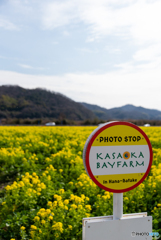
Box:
82, 0, 161, 46
40, 0, 161, 46
1, 67, 161, 111
2, 0, 161, 51
52, 41, 59, 45
18, 64, 34, 69
76, 48, 98, 54
104, 46, 121, 53
133, 43, 161, 62
2, 0, 161, 48
18, 64, 46, 71
0, 16, 19, 30
8, 0, 33, 15
0, 55, 8, 59
42, 1, 78, 29
1, 0, 41, 30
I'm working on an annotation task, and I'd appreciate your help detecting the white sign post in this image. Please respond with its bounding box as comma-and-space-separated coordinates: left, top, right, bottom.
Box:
83, 121, 153, 239
113, 193, 123, 220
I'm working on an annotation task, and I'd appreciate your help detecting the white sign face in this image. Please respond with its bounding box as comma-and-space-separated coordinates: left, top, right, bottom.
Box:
83, 122, 153, 193
83, 214, 152, 240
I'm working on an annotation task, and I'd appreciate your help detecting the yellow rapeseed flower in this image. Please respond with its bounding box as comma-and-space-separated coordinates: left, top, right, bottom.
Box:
31, 225, 37, 230
57, 196, 62, 201
34, 216, 40, 222
46, 209, 51, 214
47, 175, 51, 180
49, 216, 53, 221
5, 185, 11, 191
59, 189, 64, 194
78, 205, 83, 210
102, 195, 108, 200
47, 201, 53, 207
30, 231, 35, 237
71, 204, 77, 209
20, 226, 25, 230
53, 201, 57, 207
85, 197, 89, 201
85, 205, 92, 211
41, 183, 46, 189
81, 194, 85, 200
68, 225, 72, 230
124, 197, 128, 201
69, 182, 73, 185
19, 181, 24, 187
52, 222, 63, 233
64, 199, 69, 205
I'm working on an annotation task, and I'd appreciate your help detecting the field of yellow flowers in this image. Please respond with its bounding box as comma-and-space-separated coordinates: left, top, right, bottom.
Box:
0, 126, 161, 240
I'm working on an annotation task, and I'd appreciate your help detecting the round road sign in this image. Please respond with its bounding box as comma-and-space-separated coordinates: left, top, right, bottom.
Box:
83, 121, 153, 193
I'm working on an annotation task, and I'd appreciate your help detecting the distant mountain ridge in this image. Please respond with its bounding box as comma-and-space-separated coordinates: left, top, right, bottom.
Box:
80, 102, 161, 120
0, 85, 96, 121
0, 85, 161, 121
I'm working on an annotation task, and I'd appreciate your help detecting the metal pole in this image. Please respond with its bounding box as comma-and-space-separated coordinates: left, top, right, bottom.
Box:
113, 193, 123, 220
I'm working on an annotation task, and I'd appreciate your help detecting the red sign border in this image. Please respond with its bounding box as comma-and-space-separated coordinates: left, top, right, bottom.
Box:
85, 121, 153, 193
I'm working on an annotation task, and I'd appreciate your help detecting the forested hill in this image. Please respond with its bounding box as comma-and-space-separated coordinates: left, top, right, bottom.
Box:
1, 85, 161, 123
0, 85, 96, 121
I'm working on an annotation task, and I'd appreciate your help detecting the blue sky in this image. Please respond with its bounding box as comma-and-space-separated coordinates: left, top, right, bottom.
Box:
1, 0, 161, 110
